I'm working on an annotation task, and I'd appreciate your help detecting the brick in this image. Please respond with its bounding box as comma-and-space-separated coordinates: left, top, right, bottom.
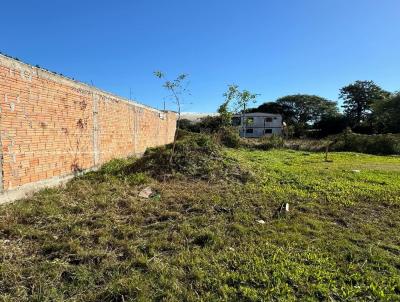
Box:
0, 55, 176, 192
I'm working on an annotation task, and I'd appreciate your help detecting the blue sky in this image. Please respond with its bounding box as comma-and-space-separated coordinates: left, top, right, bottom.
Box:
1, 0, 399, 112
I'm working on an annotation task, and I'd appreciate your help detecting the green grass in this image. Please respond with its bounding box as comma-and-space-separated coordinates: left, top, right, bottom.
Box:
1, 150, 400, 301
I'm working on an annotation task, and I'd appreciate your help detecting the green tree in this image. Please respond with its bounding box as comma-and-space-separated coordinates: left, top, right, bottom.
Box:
220, 85, 259, 135
339, 80, 389, 126
273, 95, 338, 136
217, 100, 231, 127
247, 101, 298, 127
236, 89, 259, 113
218, 85, 238, 127
372, 92, 400, 133
314, 114, 349, 137
247, 102, 287, 114
154, 71, 190, 163
220, 84, 259, 114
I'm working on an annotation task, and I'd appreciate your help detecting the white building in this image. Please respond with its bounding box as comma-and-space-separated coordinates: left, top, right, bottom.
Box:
232, 113, 283, 138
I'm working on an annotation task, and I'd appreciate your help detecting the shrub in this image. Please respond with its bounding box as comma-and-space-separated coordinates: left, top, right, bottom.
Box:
329, 132, 400, 155
283, 132, 400, 155
178, 118, 200, 133
198, 116, 223, 133
216, 127, 242, 148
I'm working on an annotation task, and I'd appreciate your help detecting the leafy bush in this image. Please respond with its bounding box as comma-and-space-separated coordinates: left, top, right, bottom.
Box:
216, 126, 242, 148
198, 115, 223, 133
129, 133, 252, 182
329, 132, 400, 155
178, 118, 201, 133
178, 116, 223, 134
283, 132, 400, 155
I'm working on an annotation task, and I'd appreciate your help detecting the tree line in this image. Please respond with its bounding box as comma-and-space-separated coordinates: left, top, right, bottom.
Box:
247, 80, 399, 137
163, 75, 399, 139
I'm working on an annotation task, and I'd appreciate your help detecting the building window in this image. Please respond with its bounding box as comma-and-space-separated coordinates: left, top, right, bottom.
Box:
265, 117, 273, 123
246, 117, 254, 126
232, 117, 241, 126
246, 128, 254, 134
264, 129, 273, 134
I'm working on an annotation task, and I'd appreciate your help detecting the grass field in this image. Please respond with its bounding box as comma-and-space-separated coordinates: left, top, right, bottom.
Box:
1, 149, 400, 301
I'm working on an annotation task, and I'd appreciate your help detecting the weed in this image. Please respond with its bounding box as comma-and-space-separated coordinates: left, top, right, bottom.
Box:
257, 134, 284, 150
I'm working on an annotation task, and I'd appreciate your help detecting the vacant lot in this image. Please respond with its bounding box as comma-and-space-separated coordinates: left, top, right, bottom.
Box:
1, 149, 399, 301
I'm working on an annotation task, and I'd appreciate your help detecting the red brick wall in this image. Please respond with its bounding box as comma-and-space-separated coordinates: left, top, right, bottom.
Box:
0, 55, 176, 193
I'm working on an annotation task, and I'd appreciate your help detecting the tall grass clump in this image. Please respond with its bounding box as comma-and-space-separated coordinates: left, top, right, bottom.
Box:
257, 134, 284, 150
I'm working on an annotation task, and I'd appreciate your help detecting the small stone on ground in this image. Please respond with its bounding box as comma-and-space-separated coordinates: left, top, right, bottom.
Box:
139, 187, 153, 198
